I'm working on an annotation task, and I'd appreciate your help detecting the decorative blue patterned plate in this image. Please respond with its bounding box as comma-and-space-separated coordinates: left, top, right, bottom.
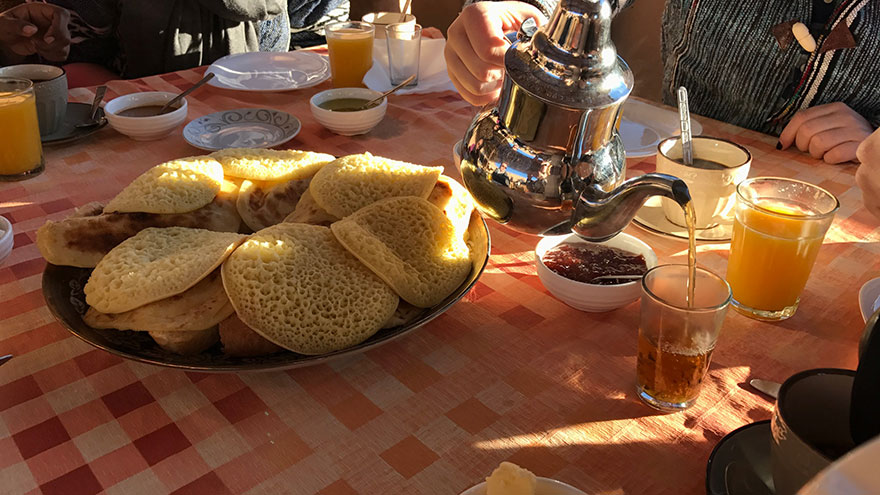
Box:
183, 108, 301, 151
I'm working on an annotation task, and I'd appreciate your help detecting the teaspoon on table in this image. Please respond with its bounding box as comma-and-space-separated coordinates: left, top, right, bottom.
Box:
74, 85, 107, 129
152, 73, 215, 116
356, 74, 416, 110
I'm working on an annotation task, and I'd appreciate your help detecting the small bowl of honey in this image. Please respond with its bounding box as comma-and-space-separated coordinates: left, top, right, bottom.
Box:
104, 91, 188, 141
535, 232, 658, 312
309, 87, 387, 136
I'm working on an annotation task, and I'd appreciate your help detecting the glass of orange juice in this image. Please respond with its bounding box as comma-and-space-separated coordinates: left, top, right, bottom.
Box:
726, 177, 839, 321
325, 21, 374, 88
0, 78, 44, 181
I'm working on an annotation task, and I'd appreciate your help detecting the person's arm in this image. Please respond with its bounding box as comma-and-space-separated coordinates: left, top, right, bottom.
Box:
0, 3, 70, 65
856, 129, 880, 222
193, 0, 286, 22
778, 103, 874, 164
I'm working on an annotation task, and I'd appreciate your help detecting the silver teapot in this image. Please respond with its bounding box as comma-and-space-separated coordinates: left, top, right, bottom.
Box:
459, 0, 690, 241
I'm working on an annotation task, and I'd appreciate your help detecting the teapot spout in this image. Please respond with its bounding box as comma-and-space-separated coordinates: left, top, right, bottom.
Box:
570, 173, 691, 241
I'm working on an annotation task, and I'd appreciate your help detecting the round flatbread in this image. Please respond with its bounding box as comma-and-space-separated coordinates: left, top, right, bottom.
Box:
104, 157, 224, 214
236, 177, 311, 232
221, 223, 398, 355
210, 148, 334, 182
84, 227, 246, 314
330, 196, 472, 308
309, 152, 443, 218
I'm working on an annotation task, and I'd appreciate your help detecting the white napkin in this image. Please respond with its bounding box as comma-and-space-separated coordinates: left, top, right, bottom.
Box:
363, 38, 456, 95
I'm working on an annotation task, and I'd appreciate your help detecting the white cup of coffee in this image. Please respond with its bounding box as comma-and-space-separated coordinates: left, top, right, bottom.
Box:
656, 136, 751, 229
770, 368, 856, 495
362, 12, 416, 39
0, 64, 67, 136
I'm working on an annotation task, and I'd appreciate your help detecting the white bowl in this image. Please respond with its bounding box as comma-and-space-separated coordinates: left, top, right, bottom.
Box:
0, 215, 13, 265
104, 92, 188, 141
535, 232, 658, 312
460, 477, 587, 495
309, 87, 387, 136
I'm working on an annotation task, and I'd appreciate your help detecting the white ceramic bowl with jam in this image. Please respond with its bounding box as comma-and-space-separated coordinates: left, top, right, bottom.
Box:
535, 232, 658, 312
104, 92, 188, 141
309, 87, 387, 136
460, 477, 587, 495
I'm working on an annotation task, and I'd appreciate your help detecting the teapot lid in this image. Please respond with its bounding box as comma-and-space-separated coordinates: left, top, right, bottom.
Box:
505, 0, 633, 109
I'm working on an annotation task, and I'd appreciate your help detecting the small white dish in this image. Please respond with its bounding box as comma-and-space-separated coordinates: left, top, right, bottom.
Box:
206, 51, 330, 92
858, 277, 880, 323
0, 215, 13, 265
183, 108, 301, 151
633, 195, 733, 242
104, 92, 187, 141
310, 87, 387, 136
621, 99, 703, 158
535, 232, 658, 312
460, 477, 587, 495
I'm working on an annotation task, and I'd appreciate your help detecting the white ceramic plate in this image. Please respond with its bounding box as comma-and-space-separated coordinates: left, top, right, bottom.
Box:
461, 477, 587, 495
183, 108, 301, 151
205, 51, 330, 92
621, 99, 703, 158
858, 277, 880, 323
633, 195, 733, 242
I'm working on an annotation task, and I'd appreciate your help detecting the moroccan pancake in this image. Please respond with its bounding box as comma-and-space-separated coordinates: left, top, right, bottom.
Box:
331, 196, 472, 308
104, 157, 225, 214
283, 189, 339, 226
221, 223, 398, 355
36, 183, 242, 268
210, 148, 334, 182
427, 175, 475, 240
219, 315, 284, 357
236, 177, 312, 232
85, 227, 246, 314
309, 153, 443, 218
82, 269, 233, 332
149, 328, 219, 356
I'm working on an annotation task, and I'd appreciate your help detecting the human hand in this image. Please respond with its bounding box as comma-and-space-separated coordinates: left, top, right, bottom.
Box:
778, 102, 873, 164
422, 27, 444, 39
855, 128, 880, 222
445, 1, 546, 106
0, 3, 70, 62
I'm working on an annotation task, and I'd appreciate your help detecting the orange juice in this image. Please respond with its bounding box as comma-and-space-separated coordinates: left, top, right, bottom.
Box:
0, 86, 43, 178
327, 27, 374, 88
726, 201, 827, 315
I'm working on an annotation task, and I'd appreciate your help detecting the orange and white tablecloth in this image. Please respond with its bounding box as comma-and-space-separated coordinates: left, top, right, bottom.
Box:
1, 66, 879, 495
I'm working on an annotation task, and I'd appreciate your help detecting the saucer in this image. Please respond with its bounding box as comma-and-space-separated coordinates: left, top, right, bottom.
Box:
858, 277, 880, 323
42, 102, 107, 146
183, 108, 301, 151
205, 51, 330, 92
633, 196, 733, 242
706, 420, 774, 495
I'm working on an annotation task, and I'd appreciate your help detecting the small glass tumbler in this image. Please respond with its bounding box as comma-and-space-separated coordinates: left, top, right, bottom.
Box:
0, 78, 45, 181
326, 21, 375, 88
726, 177, 838, 321
386, 23, 421, 87
636, 264, 731, 412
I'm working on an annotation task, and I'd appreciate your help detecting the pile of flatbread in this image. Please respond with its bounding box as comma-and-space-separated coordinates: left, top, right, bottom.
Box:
38, 149, 487, 357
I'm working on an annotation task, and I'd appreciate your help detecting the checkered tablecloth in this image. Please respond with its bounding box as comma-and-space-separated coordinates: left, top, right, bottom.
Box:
2, 64, 879, 495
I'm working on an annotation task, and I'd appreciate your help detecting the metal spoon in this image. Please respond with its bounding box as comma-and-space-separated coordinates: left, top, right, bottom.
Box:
749, 378, 781, 399
152, 73, 215, 116
356, 74, 416, 110
676, 86, 694, 166
74, 85, 107, 128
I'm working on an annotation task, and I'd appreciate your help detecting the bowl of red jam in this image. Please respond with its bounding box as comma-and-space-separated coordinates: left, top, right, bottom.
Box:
534, 233, 658, 312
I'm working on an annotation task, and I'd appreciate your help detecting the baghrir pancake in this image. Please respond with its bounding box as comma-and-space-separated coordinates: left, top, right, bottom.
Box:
104, 157, 225, 214
237, 177, 312, 232
85, 227, 246, 314
221, 223, 399, 355
210, 148, 335, 182
331, 196, 472, 308
308, 152, 443, 218
283, 189, 339, 226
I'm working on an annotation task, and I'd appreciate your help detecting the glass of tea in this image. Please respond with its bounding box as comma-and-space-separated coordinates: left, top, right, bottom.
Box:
637, 264, 731, 412
0, 78, 45, 181
325, 21, 375, 88
726, 177, 838, 321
